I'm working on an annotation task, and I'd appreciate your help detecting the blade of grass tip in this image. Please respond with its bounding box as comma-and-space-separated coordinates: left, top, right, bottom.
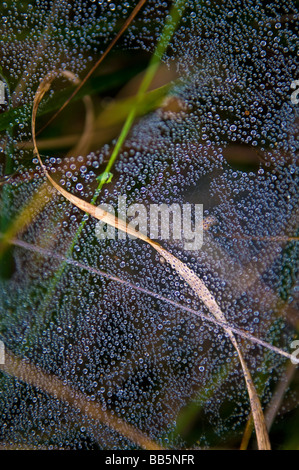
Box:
32, 2, 271, 449
0, 75, 16, 278
33, 80, 271, 453
0, 349, 163, 450
36, 0, 148, 137
150, 244, 271, 450
95, 84, 170, 129
25, 0, 150, 336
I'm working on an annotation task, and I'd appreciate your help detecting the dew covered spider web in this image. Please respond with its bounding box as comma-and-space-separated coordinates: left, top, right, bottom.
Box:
0, 0, 298, 449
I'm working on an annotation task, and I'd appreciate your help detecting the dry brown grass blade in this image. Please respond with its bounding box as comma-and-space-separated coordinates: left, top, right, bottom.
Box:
0, 350, 162, 450
32, 73, 271, 450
